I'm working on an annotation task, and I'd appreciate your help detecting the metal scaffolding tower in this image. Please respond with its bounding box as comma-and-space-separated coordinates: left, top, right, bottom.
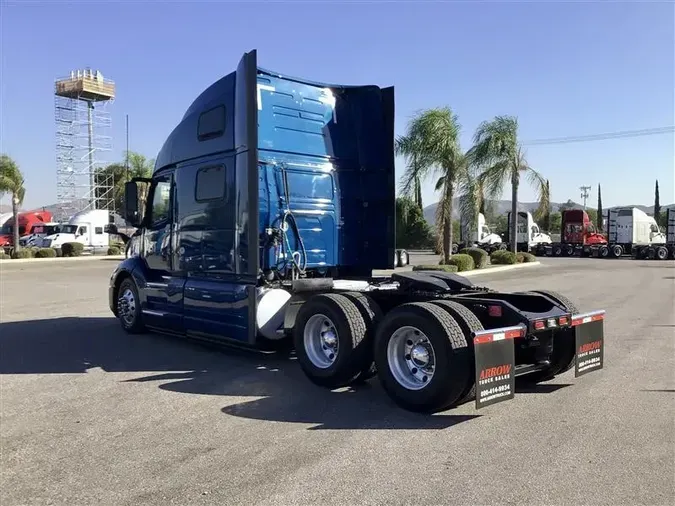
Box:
54, 69, 115, 220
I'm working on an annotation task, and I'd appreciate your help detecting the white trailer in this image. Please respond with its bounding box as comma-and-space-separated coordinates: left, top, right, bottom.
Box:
40, 209, 112, 253
591, 207, 666, 258
0, 212, 12, 228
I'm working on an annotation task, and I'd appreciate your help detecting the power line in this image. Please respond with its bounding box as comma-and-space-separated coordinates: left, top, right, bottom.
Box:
523, 126, 675, 146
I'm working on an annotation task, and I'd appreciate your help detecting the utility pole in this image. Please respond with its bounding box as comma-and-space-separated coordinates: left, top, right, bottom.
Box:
580, 185, 591, 210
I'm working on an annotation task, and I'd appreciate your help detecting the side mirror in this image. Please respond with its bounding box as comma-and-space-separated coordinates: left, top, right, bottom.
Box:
124, 182, 141, 227
104, 224, 118, 235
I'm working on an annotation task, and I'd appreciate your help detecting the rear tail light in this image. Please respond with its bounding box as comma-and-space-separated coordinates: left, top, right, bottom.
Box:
558, 316, 569, 325
534, 320, 546, 330
488, 305, 502, 317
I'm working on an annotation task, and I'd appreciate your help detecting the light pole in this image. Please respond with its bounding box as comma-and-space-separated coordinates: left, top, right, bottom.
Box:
580, 185, 591, 210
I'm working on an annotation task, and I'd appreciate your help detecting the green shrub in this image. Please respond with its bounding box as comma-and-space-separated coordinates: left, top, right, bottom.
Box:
0, 251, 9, 260
490, 250, 517, 265
35, 248, 57, 258
11, 248, 34, 259
54, 247, 63, 257
412, 264, 459, 273
459, 247, 488, 269
516, 252, 537, 263
61, 242, 84, 257
107, 245, 121, 255
441, 253, 475, 272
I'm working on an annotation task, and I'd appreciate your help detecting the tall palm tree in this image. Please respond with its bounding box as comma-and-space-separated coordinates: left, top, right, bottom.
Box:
0, 154, 26, 252
401, 107, 467, 263
457, 165, 485, 244
468, 116, 548, 254
395, 132, 427, 210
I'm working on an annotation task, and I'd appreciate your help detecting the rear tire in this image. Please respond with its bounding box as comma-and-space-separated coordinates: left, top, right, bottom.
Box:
525, 290, 579, 381
611, 244, 623, 258
340, 292, 383, 383
564, 244, 574, 256
374, 302, 472, 413
429, 299, 484, 404
293, 293, 372, 389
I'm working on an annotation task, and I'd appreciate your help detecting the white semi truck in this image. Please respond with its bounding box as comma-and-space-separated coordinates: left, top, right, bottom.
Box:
590, 207, 666, 258
19, 222, 62, 247
631, 208, 674, 260
506, 211, 552, 253
456, 212, 506, 253
40, 209, 112, 254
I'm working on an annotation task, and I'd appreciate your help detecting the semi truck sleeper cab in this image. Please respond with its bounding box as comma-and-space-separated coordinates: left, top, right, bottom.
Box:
108, 50, 606, 413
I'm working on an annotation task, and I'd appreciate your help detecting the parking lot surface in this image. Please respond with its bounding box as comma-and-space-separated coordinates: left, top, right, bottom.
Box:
1, 256, 674, 505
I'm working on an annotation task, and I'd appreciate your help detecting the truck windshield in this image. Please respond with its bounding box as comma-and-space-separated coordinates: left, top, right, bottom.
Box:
60, 225, 78, 234
0, 225, 11, 235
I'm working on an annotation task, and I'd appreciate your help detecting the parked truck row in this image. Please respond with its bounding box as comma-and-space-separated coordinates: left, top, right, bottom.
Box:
107, 50, 606, 414
0, 209, 114, 254
452, 207, 673, 261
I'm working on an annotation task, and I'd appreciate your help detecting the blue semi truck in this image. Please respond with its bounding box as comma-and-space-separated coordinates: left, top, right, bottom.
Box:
107, 50, 606, 413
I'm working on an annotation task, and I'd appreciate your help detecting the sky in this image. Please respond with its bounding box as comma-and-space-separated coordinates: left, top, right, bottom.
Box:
1, 0, 673, 212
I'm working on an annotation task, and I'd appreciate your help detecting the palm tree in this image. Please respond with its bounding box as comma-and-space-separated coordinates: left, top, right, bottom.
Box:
395, 132, 427, 210
95, 151, 155, 215
400, 107, 467, 263
0, 154, 26, 252
468, 116, 548, 254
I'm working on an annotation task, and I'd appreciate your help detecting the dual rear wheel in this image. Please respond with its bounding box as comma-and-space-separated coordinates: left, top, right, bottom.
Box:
293, 294, 483, 412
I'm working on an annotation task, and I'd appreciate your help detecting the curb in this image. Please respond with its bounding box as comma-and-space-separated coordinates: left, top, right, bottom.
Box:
461, 261, 542, 276
0, 255, 125, 266
375, 261, 542, 277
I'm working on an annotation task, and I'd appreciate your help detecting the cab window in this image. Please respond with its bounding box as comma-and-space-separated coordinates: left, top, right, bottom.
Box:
78, 226, 87, 235
150, 179, 171, 226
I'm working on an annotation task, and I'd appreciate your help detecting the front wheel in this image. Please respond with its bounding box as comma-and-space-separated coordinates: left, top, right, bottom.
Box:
116, 277, 146, 334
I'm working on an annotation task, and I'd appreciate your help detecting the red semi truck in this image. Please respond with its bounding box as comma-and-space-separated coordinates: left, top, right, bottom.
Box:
0, 211, 54, 249
535, 209, 607, 257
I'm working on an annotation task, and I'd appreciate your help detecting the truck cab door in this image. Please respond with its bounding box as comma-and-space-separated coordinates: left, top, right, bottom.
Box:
140, 172, 184, 331
76, 225, 88, 245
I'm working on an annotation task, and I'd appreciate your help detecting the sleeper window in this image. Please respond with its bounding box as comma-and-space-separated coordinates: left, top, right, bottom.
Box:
195, 166, 226, 202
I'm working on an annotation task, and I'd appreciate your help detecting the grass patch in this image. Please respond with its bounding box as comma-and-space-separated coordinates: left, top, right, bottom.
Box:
412, 264, 459, 273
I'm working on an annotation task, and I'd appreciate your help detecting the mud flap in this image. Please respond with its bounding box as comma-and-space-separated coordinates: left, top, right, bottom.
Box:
571, 310, 605, 377
472, 325, 525, 409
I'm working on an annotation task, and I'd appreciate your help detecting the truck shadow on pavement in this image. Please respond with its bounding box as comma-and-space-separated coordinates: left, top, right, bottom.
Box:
0, 316, 567, 430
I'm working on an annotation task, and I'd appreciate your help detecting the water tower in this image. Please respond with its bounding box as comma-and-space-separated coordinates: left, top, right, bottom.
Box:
54, 69, 115, 220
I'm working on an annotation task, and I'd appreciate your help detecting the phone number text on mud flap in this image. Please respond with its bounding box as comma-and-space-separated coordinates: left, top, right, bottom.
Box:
479, 384, 511, 397
578, 356, 601, 372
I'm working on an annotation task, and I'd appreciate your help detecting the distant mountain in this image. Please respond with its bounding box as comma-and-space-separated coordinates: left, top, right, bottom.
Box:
422, 199, 675, 225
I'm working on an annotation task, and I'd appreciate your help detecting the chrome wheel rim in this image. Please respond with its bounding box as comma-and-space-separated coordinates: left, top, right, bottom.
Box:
387, 326, 436, 390
304, 314, 339, 369
118, 287, 136, 327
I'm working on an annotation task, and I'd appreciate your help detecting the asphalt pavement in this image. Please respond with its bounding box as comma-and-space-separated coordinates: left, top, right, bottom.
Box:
1, 256, 674, 505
